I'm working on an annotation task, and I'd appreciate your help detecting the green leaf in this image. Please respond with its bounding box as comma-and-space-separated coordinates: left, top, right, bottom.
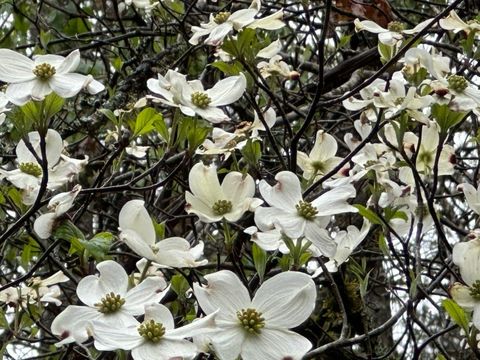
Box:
353, 204, 383, 225
431, 103, 466, 134
84, 232, 114, 261
98, 108, 119, 125
241, 139, 262, 167
442, 298, 470, 332
211, 60, 243, 76
171, 274, 190, 297
177, 117, 211, 152
252, 243, 267, 283
133, 107, 165, 137
43, 93, 65, 120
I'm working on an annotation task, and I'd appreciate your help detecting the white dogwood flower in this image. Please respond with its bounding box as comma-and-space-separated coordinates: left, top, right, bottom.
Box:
148, 71, 246, 123
189, 0, 284, 46
51, 260, 168, 346
0, 129, 88, 204
0, 49, 104, 105
297, 130, 342, 181
194, 270, 316, 360
451, 238, 480, 329
439, 10, 480, 34
0, 91, 9, 126
34, 185, 82, 239
119, 199, 208, 267
255, 171, 357, 257
92, 303, 217, 360
185, 162, 262, 223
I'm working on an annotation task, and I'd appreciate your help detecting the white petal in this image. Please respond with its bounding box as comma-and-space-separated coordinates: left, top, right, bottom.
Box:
310, 130, 338, 161
354, 19, 388, 33
311, 185, 357, 216
304, 221, 336, 257
450, 283, 476, 311
194, 270, 251, 318
229, 8, 258, 29
31, 79, 52, 101
0, 49, 35, 83
222, 171, 255, 204
5, 81, 35, 105
167, 311, 217, 339
257, 40, 282, 59
51, 305, 100, 345
33, 212, 57, 239
208, 74, 246, 107
143, 303, 175, 330
188, 162, 223, 205
49, 73, 86, 98
76, 260, 128, 307
241, 328, 311, 360
463, 183, 480, 215
259, 171, 302, 210
119, 199, 156, 246
453, 239, 480, 285
123, 277, 167, 315
205, 23, 234, 46
209, 326, 245, 360
132, 339, 198, 360
56, 49, 80, 73
92, 321, 142, 351
120, 229, 158, 261
252, 271, 316, 328
154, 237, 207, 268
16, 129, 63, 166
185, 191, 223, 223
248, 9, 285, 30
194, 106, 230, 123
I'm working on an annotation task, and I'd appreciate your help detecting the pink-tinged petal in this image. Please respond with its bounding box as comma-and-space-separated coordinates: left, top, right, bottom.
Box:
49, 73, 86, 98
144, 303, 175, 330
119, 200, 156, 246
188, 162, 223, 206
242, 328, 312, 360
123, 277, 168, 316
76, 260, 128, 307
5, 81, 35, 105
51, 305, 100, 345
252, 271, 316, 328
259, 171, 302, 210
205, 23, 234, 46
132, 339, 198, 360
209, 326, 245, 360
0, 49, 35, 83
185, 191, 223, 223
304, 221, 336, 257
208, 74, 247, 107
311, 185, 357, 216
56, 49, 80, 73
194, 270, 251, 318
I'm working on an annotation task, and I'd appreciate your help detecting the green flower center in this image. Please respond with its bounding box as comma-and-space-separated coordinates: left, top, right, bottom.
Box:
33, 63, 56, 80
296, 200, 318, 220
94, 292, 125, 313
214, 11, 231, 24
417, 150, 433, 166
191, 91, 212, 108
470, 280, 480, 300
237, 308, 265, 334
19, 162, 42, 177
311, 161, 326, 173
138, 319, 166, 343
387, 21, 405, 33
212, 199, 233, 216
447, 74, 468, 93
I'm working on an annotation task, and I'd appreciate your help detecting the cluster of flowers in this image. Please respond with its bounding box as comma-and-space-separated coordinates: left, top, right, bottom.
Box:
1, 0, 480, 357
